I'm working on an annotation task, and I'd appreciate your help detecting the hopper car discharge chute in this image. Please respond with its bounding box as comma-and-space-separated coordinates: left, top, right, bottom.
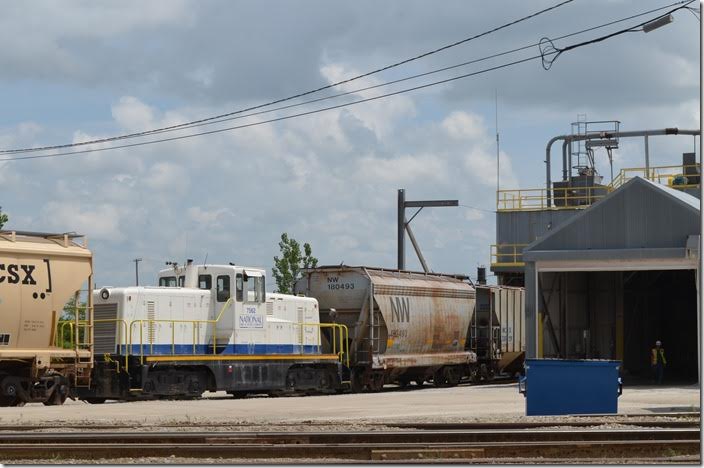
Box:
0, 231, 94, 406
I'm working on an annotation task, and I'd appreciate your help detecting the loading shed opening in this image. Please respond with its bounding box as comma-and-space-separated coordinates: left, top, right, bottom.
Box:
523, 177, 700, 385
537, 269, 698, 383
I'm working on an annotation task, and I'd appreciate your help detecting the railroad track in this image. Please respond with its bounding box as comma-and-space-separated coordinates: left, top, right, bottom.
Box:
0, 412, 697, 432
0, 426, 698, 462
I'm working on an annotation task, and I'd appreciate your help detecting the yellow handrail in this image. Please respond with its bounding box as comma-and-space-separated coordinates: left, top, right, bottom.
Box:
129, 297, 235, 364
497, 163, 701, 212
61, 297, 351, 373
490, 243, 529, 267
299, 322, 349, 367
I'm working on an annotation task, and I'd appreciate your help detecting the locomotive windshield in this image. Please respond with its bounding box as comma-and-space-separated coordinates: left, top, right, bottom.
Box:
159, 276, 177, 287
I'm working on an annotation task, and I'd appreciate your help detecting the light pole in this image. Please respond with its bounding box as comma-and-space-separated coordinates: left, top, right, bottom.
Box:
133, 258, 142, 286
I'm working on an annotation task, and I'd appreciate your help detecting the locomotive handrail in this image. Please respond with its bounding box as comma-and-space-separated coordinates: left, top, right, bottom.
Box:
128, 297, 235, 364
57, 318, 129, 370
299, 322, 349, 367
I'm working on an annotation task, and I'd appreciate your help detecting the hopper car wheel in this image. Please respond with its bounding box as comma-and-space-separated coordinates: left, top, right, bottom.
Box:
433, 369, 448, 388
350, 369, 365, 393
0, 380, 25, 406
413, 380, 425, 387
398, 377, 411, 389
443, 367, 461, 387
367, 373, 384, 392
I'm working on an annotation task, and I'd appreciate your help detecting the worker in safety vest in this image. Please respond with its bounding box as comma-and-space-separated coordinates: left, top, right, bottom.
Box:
651, 340, 666, 385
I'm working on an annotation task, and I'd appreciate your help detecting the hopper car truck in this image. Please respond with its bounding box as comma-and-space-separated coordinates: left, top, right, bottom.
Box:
0, 231, 94, 406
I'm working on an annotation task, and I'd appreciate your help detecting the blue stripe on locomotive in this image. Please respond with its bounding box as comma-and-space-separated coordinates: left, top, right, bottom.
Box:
116, 343, 322, 356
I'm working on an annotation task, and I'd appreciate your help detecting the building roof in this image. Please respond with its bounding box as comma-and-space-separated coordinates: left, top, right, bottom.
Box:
523, 177, 700, 260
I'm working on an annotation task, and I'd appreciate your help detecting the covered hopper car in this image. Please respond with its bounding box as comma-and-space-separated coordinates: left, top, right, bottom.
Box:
0, 231, 94, 406
294, 266, 479, 391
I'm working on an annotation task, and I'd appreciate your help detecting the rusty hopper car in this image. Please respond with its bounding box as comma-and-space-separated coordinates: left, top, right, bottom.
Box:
469, 285, 525, 380
0, 231, 93, 406
294, 266, 477, 392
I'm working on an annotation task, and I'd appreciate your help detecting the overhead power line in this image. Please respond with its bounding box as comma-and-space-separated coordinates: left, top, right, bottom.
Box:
0, 0, 694, 162
68, 0, 692, 140
0, 0, 576, 155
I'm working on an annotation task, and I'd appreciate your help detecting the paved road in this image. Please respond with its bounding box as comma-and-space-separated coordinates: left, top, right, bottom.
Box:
0, 383, 698, 425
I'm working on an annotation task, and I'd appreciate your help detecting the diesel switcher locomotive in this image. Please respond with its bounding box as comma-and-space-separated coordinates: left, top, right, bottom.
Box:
78, 260, 347, 402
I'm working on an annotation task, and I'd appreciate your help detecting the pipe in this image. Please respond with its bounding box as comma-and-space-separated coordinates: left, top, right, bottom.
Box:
545, 128, 700, 195
562, 139, 570, 182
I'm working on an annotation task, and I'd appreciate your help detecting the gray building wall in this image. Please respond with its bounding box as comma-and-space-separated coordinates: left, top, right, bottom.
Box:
523, 178, 701, 358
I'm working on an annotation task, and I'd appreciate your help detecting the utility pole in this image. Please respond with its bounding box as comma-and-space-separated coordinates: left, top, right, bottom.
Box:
133, 258, 142, 286
397, 189, 458, 271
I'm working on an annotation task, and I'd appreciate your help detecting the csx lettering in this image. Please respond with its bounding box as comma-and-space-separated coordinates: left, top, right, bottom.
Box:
0, 264, 37, 285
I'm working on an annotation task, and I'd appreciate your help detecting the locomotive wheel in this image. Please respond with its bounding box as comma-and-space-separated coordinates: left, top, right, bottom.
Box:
85, 397, 106, 404
43, 391, 67, 406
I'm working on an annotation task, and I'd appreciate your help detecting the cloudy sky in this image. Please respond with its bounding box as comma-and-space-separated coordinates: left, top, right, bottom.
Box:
0, 0, 699, 288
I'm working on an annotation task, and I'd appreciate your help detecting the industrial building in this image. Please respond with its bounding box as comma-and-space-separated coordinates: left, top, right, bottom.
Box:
491, 122, 700, 383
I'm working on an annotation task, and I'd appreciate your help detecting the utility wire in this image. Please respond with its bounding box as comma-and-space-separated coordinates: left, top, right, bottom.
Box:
0, 0, 577, 155
0, 55, 544, 161
539, 0, 695, 69
1, 0, 690, 156
0, 1, 694, 162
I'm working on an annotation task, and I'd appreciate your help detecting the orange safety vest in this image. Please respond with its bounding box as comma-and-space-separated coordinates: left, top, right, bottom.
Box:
651, 348, 666, 366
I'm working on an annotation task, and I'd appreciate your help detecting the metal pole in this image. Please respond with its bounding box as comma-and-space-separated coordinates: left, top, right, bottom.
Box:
133, 258, 142, 286
496, 90, 500, 195
644, 135, 650, 178
397, 189, 405, 270
405, 221, 429, 273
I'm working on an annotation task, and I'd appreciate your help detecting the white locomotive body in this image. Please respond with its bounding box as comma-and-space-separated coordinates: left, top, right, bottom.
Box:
94, 262, 321, 356
84, 262, 340, 402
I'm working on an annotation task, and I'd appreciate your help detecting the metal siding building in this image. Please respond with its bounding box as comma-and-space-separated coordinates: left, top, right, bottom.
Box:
522, 177, 700, 380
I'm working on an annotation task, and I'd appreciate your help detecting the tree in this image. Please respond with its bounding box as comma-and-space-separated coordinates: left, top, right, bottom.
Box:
0, 207, 7, 230
272, 233, 318, 294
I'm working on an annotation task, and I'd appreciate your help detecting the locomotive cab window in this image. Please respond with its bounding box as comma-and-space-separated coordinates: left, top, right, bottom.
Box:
198, 274, 212, 290
178, 275, 185, 287
243, 274, 265, 303
159, 276, 177, 287
235, 273, 243, 302
216, 275, 230, 302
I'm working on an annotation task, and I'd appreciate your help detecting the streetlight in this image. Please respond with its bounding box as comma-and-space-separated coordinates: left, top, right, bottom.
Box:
642, 14, 673, 33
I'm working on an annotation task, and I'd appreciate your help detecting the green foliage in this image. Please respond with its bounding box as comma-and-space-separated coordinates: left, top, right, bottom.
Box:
0, 207, 7, 230
272, 233, 318, 294
58, 296, 86, 348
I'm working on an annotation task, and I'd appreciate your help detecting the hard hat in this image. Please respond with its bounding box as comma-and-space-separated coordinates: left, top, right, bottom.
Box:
655, 340, 662, 346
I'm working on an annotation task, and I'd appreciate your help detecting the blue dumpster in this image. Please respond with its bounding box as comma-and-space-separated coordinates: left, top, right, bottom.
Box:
519, 359, 622, 416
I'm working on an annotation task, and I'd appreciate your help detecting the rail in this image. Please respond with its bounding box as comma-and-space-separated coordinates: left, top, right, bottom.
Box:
490, 244, 529, 267
497, 163, 701, 212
